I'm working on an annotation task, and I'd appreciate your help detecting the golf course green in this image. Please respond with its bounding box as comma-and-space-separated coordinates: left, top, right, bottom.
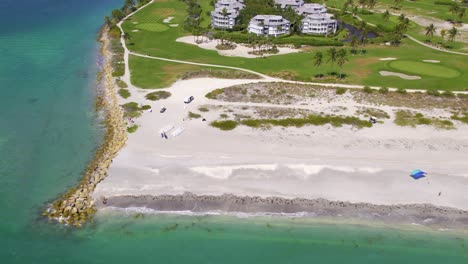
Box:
389, 61, 460, 78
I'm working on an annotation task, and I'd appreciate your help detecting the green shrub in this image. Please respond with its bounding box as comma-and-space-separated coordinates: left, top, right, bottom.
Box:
141, 105, 151, 110
145, 91, 171, 101
336, 87, 347, 95
198, 107, 209, 112
116, 79, 128, 88
206, 88, 225, 99
127, 125, 138, 133
379, 87, 389, 94
426, 90, 440, 96
188, 112, 201, 119
433, 0, 455, 6
363, 86, 373, 93
441, 90, 454, 97
118, 89, 131, 99
451, 113, 468, 124
220, 113, 228, 118
210, 120, 238, 130
396, 88, 407, 94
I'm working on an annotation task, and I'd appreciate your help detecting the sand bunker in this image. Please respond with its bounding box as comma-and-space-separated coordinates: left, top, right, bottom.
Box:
176, 36, 300, 58
379, 71, 421, 80
423, 60, 440, 63
163, 16, 174, 23
132, 30, 139, 32
169, 24, 179, 27
379, 57, 397, 61
132, 22, 138, 24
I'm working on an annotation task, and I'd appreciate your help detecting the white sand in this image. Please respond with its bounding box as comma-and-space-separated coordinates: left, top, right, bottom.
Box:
163, 16, 174, 23
131, 30, 139, 32
169, 24, 179, 27
423, 60, 440, 63
176, 36, 301, 58
94, 78, 468, 211
379, 71, 421, 80
379, 57, 397, 61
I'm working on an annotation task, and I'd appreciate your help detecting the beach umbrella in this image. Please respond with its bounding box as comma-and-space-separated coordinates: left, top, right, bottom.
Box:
410, 169, 427, 180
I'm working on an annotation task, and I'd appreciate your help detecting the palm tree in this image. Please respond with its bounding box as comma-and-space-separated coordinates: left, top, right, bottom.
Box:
104, 16, 112, 27
352, 6, 359, 17
449, 4, 460, 16
425, 24, 436, 38
350, 35, 359, 54
313, 52, 323, 68
398, 13, 406, 22
382, 10, 390, 21
448, 27, 458, 42
327, 48, 338, 70
393, 0, 403, 9
458, 8, 466, 20
336, 49, 349, 79
440, 29, 447, 40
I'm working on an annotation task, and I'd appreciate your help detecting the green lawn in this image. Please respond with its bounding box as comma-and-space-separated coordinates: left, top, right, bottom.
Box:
123, 0, 468, 91
329, 0, 468, 24
389, 60, 460, 78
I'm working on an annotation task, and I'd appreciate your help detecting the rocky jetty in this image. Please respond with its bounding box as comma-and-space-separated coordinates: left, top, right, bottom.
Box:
45, 29, 127, 227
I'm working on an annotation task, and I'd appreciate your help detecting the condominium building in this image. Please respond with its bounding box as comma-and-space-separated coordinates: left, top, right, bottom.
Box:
215, 0, 245, 10
295, 3, 327, 16
211, 0, 245, 29
248, 15, 291, 36
300, 13, 337, 35
274, 0, 304, 9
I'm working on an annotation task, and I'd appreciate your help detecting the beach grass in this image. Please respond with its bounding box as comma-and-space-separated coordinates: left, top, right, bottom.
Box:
145, 91, 171, 101
210, 120, 238, 130
394, 110, 454, 129
188, 111, 202, 119
122, 0, 468, 91
198, 107, 209, 112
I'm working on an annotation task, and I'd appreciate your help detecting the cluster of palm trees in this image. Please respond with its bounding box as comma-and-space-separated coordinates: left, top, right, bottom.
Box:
313, 48, 349, 79
425, 24, 459, 42
449, 4, 466, 22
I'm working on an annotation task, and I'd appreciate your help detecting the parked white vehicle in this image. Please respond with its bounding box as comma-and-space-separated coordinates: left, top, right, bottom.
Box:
184, 96, 194, 104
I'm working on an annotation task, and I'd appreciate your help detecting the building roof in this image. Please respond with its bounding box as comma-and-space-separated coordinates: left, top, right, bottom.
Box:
274, 0, 304, 9
302, 13, 336, 23
215, 0, 245, 10
212, 7, 240, 18
251, 15, 290, 24
296, 3, 327, 15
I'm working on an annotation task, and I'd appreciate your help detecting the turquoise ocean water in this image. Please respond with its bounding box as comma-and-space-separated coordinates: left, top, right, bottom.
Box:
0, 0, 466, 263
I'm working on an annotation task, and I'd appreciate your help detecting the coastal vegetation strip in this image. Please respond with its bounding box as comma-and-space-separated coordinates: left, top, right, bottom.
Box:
210, 114, 372, 131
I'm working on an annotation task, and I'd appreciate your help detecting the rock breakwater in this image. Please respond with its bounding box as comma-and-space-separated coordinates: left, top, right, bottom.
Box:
45, 29, 127, 227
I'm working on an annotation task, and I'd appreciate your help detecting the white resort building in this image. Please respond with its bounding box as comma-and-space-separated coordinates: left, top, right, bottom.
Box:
274, 0, 304, 9
211, 0, 245, 29
248, 15, 291, 36
300, 13, 337, 35
296, 3, 327, 16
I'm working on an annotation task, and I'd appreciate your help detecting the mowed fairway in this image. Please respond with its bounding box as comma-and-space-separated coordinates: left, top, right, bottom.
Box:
123, 0, 468, 91
389, 61, 460, 78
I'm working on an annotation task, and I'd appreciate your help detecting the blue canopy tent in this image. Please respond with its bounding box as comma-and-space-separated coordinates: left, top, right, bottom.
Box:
410, 169, 427, 179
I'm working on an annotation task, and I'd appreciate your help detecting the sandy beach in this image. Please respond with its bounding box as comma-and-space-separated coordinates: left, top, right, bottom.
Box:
93, 76, 468, 228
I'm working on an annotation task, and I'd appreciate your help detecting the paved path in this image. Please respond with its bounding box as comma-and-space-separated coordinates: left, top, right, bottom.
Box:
404, 34, 468, 56
115, 1, 468, 94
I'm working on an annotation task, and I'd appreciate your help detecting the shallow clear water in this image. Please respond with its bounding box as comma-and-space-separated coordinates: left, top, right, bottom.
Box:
0, 1, 467, 263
